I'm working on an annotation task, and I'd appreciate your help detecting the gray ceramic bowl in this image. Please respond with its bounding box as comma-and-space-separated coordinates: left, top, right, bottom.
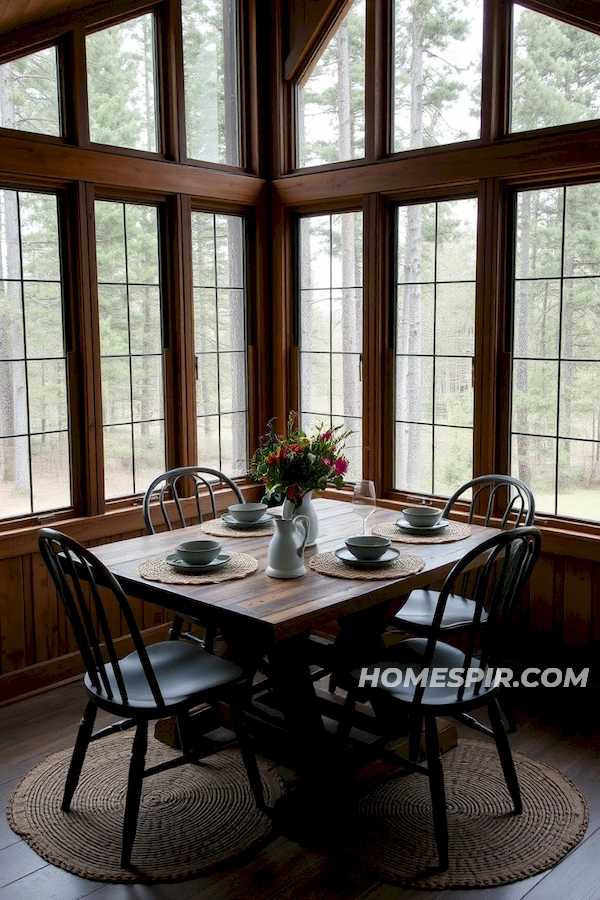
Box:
401, 505, 443, 527
345, 535, 391, 560
176, 539, 222, 565
227, 502, 268, 524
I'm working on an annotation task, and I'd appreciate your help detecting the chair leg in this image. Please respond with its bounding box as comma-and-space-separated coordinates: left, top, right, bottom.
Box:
62, 701, 98, 811
424, 715, 449, 871
168, 616, 184, 641
498, 688, 517, 733
121, 722, 148, 869
228, 698, 265, 810
336, 685, 358, 745
488, 696, 522, 814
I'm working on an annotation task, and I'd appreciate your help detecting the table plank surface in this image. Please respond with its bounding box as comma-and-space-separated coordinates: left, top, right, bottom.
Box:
91, 499, 499, 642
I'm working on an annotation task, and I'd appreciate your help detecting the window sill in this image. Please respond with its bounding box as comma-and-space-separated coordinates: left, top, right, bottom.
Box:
0, 480, 263, 560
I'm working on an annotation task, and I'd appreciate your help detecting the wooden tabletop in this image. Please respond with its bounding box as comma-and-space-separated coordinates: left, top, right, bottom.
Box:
91, 499, 498, 643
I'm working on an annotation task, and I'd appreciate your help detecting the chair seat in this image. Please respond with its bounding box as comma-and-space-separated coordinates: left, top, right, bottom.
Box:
393, 589, 489, 631
351, 637, 494, 709
84, 641, 244, 712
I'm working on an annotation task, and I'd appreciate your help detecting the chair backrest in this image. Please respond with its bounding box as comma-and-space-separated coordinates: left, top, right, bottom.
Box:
416, 526, 542, 704
142, 466, 244, 534
38, 528, 164, 707
442, 474, 535, 529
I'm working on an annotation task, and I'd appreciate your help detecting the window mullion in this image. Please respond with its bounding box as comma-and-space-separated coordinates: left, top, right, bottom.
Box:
70, 181, 104, 516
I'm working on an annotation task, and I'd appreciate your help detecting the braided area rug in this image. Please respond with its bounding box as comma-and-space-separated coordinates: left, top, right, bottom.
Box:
340, 739, 588, 889
8, 732, 283, 883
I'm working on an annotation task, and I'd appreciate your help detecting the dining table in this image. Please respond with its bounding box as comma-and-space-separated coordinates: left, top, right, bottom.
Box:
90, 498, 499, 777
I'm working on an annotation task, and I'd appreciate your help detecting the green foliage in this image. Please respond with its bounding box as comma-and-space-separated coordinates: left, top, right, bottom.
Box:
249, 413, 352, 503
512, 8, 600, 132
86, 15, 156, 152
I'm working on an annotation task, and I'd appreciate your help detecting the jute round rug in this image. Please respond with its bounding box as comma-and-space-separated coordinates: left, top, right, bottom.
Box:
7, 731, 283, 883
340, 739, 589, 889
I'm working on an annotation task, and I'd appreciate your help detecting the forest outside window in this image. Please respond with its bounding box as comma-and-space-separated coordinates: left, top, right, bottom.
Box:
0, 46, 61, 137
511, 182, 600, 523
392, 0, 482, 154
95, 200, 165, 500
510, 4, 600, 134
296, 0, 365, 169
298, 212, 363, 481
192, 211, 248, 476
0, 189, 70, 520
395, 198, 476, 496
182, 0, 241, 166
86, 13, 159, 153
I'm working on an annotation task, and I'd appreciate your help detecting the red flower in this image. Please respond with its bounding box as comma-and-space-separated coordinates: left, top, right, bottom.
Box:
267, 454, 277, 465
287, 486, 296, 500
334, 458, 348, 476
288, 443, 301, 454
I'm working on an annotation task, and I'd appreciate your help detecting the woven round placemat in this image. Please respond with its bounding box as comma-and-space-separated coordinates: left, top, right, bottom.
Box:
8, 732, 283, 884
372, 521, 472, 544
340, 739, 588, 889
138, 552, 258, 585
199, 517, 274, 538
309, 550, 425, 580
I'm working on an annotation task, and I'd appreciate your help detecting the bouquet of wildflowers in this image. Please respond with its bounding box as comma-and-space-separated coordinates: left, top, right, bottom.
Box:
249, 412, 352, 505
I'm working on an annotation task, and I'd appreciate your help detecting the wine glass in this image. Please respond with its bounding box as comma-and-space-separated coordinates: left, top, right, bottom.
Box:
352, 480, 377, 534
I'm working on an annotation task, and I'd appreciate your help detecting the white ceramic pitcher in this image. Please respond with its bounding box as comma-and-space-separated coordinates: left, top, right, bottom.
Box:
265, 513, 310, 578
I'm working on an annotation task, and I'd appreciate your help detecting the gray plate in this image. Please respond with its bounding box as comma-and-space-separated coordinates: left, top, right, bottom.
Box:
395, 517, 450, 535
165, 552, 231, 574
222, 514, 272, 529
335, 546, 400, 568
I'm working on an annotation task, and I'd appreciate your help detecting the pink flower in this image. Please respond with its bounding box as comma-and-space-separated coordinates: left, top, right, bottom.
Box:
334, 458, 348, 476
319, 430, 332, 441
323, 458, 332, 467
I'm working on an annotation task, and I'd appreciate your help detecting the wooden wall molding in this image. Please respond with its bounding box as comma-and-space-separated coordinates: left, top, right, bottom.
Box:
273, 125, 600, 207
0, 133, 266, 202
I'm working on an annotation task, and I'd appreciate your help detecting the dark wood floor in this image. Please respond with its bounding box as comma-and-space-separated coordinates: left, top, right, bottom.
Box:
2, 681, 600, 900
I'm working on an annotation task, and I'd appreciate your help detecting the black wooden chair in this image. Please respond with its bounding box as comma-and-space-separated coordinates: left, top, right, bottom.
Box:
142, 466, 244, 649
390, 475, 535, 637
38, 527, 265, 870
387, 475, 535, 732
336, 525, 542, 871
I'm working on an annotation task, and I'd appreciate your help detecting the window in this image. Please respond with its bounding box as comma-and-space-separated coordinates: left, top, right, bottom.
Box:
0, 46, 61, 137
192, 211, 247, 475
297, 0, 365, 169
298, 212, 363, 480
393, 0, 482, 153
395, 198, 476, 495
0, 189, 70, 518
86, 14, 158, 153
511, 183, 600, 521
511, 5, 600, 134
182, 0, 240, 165
95, 200, 165, 499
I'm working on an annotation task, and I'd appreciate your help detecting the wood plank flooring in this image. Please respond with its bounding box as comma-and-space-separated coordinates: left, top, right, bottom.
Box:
1, 682, 600, 900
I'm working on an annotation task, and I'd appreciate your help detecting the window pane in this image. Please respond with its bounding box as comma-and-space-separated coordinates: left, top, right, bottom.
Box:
0, 47, 60, 137
393, 0, 482, 153
297, 0, 365, 168
0, 189, 70, 518
299, 212, 363, 481
192, 211, 247, 476
512, 184, 600, 521
511, 5, 600, 134
182, 0, 240, 165
87, 15, 158, 152
395, 199, 476, 493
96, 201, 165, 499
